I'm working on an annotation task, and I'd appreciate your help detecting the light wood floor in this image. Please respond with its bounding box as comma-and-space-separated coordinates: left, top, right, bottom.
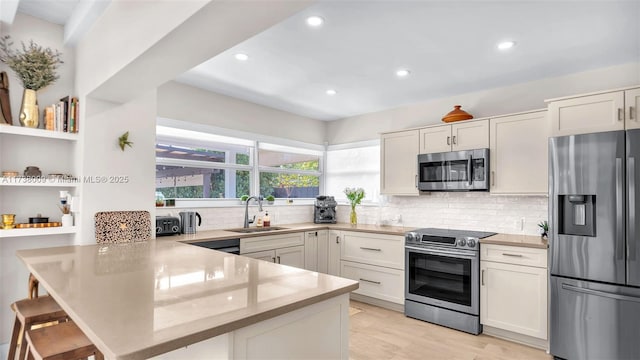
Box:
349, 301, 552, 360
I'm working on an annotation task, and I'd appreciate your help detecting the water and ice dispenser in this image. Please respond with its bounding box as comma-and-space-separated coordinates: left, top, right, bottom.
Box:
558, 195, 596, 237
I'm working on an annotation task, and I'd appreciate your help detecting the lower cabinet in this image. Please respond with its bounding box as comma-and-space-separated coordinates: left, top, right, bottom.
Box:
241, 232, 305, 269
480, 244, 548, 345
340, 260, 404, 304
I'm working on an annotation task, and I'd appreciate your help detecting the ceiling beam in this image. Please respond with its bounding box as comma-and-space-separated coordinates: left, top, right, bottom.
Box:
64, 0, 110, 45
0, 0, 20, 26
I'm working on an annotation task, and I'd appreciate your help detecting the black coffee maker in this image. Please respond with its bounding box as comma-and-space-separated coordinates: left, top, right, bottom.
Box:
314, 195, 337, 224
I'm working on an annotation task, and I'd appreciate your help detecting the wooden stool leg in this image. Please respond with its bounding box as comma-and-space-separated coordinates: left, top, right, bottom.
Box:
18, 321, 33, 360
8, 315, 21, 360
28, 274, 39, 299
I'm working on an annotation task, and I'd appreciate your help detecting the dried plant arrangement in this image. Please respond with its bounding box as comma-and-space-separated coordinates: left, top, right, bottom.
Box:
0, 35, 63, 90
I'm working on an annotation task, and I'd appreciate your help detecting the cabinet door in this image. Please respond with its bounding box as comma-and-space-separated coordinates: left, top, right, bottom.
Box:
625, 88, 640, 130
380, 130, 419, 196
419, 125, 451, 154
340, 260, 404, 304
276, 246, 305, 269
490, 111, 549, 194
240, 232, 304, 254
548, 91, 625, 136
315, 230, 329, 274
480, 261, 548, 340
243, 250, 276, 263
304, 231, 318, 271
452, 119, 489, 150
340, 231, 404, 270
328, 230, 341, 276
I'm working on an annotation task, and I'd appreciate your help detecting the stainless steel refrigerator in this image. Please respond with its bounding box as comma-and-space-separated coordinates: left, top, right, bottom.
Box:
550, 130, 640, 360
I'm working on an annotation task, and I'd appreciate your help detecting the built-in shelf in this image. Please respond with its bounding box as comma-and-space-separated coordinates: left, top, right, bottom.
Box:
0, 177, 79, 187
0, 124, 78, 141
0, 226, 78, 238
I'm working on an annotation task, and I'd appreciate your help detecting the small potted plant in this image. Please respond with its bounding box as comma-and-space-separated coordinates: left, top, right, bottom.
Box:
538, 220, 549, 240
344, 187, 365, 225
265, 195, 275, 205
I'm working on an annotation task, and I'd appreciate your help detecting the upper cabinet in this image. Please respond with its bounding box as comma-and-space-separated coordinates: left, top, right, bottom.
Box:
547, 87, 640, 136
420, 119, 489, 154
489, 110, 549, 195
380, 130, 419, 196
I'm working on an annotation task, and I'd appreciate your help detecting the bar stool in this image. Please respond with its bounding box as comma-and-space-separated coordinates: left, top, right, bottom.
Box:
23, 321, 104, 360
7, 296, 68, 360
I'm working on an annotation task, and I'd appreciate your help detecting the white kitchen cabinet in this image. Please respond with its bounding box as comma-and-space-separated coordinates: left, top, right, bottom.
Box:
547, 89, 637, 136
480, 244, 548, 344
338, 231, 404, 305
380, 130, 419, 196
242, 246, 305, 268
304, 230, 328, 273
241, 232, 305, 269
419, 119, 489, 154
327, 230, 341, 276
489, 110, 549, 194
626, 88, 640, 130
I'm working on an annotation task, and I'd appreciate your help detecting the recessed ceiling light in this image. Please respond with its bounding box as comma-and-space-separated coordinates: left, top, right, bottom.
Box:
396, 69, 411, 77
497, 41, 516, 50
234, 53, 249, 61
326, 89, 337, 96
306, 16, 324, 27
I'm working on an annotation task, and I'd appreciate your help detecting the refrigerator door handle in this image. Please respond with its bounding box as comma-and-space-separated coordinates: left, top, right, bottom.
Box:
562, 283, 640, 303
630, 157, 636, 261
616, 158, 624, 260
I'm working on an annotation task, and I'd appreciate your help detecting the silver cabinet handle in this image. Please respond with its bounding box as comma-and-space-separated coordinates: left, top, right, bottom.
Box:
631, 106, 636, 120
491, 171, 495, 187
481, 269, 485, 286
359, 278, 381, 285
452, 135, 457, 145
271, 257, 276, 263
619, 108, 624, 121
415, 174, 418, 189
276, 256, 281, 264
447, 136, 451, 145
360, 247, 382, 251
336, 235, 340, 244
502, 253, 523, 257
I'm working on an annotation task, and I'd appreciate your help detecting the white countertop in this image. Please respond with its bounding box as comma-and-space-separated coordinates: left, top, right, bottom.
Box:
17, 241, 358, 360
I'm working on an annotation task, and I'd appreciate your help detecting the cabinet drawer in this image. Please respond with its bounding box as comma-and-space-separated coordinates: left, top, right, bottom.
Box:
240, 232, 304, 254
340, 260, 404, 304
341, 232, 404, 270
481, 244, 547, 268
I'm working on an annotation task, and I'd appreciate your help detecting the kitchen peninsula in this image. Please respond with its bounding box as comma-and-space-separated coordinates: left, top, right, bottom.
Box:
17, 241, 358, 360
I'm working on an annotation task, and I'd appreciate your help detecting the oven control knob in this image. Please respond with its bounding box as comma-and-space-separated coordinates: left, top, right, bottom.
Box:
467, 239, 477, 248
405, 232, 418, 242
457, 239, 467, 247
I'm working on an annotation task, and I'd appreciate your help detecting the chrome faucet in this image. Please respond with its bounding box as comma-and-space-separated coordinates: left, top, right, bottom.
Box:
243, 195, 263, 228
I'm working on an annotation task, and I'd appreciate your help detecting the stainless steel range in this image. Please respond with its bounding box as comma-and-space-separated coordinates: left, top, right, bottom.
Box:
404, 228, 496, 335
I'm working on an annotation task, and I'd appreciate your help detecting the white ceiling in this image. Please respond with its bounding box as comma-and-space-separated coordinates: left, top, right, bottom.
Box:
15, 1, 640, 121
17, 0, 79, 25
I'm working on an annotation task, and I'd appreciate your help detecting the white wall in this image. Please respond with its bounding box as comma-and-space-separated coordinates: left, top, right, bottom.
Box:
327, 62, 640, 144
158, 81, 326, 145
78, 90, 157, 244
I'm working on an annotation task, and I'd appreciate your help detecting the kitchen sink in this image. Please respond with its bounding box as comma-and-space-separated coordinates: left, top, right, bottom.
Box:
225, 226, 289, 233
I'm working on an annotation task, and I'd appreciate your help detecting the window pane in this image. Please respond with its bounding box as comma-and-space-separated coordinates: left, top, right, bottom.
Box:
156, 165, 251, 199
325, 145, 380, 202
259, 149, 320, 171
259, 172, 319, 198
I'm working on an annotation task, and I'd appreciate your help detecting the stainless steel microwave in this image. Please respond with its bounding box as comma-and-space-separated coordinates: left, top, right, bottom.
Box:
417, 148, 489, 191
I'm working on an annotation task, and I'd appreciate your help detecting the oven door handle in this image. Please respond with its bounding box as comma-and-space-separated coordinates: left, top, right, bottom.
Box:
406, 245, 477, 259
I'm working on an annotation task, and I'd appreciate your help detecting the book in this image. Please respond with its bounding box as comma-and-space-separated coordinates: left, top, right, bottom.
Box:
44, 106, 54, 130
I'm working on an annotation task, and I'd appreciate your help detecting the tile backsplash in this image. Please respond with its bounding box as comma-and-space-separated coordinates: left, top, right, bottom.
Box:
157, 193, 548, 236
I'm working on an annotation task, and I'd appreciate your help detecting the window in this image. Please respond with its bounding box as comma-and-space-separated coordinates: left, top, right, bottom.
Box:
155, 126, 253, 199
258, 143, 322, 199
325, 142, 380, 202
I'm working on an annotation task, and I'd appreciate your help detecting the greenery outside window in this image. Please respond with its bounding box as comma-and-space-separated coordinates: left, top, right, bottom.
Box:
258, 143, 322, 199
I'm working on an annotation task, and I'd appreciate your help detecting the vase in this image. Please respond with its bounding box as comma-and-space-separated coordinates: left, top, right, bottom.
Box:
19, 89, 39, 128
350, 206, 357, 225
61, 214, 73, 227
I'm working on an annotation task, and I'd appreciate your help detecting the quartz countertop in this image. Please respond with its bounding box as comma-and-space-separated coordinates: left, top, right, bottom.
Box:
17, 241, 359, 360
167, 222, 411, 244
480, 233, 548, 249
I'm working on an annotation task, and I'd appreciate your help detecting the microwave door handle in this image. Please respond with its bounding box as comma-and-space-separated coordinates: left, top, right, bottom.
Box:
467, 155, 473, 186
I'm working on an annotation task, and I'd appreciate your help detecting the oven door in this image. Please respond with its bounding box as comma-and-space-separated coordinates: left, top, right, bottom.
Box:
417, 149, 489, 191
405, 245, 479, 315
